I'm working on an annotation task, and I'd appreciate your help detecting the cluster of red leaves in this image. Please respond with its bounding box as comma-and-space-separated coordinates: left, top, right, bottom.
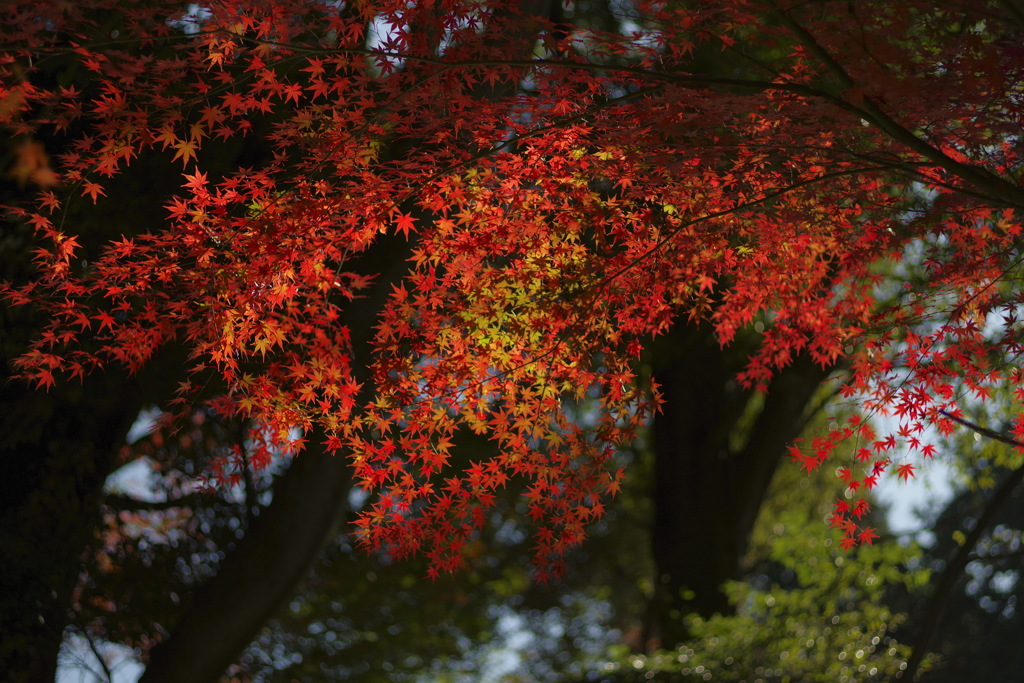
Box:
4, 0, 1024, 570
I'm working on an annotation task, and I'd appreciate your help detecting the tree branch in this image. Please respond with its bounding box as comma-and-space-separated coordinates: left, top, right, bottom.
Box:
940, 410, 1024, 450
767, 0, 1024, 210
84, 631, 114, 683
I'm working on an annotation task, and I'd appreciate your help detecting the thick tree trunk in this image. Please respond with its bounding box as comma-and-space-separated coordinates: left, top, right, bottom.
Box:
0, 382, 137, 682
649, 322, 830, 646
139, 444, 352, 683
139, 221, 410, 681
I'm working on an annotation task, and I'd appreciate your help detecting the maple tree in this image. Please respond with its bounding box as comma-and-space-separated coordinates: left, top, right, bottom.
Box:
5, 0, 1024, 678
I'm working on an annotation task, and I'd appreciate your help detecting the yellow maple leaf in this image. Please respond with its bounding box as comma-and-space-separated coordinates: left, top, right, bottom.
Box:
171, 138, 198, 166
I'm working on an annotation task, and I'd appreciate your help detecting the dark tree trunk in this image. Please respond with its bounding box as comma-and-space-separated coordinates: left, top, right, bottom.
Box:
0, 362, 159, 681
138, 221, 411, 681
649, 322, 830, 646
139, 443, 353, 683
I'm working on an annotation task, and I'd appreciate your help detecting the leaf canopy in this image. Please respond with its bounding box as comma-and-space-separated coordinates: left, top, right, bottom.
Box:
4, 0, 1024, 570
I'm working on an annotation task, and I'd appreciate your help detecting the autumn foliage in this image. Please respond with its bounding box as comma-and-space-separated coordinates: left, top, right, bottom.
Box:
3, 0, 1024, 574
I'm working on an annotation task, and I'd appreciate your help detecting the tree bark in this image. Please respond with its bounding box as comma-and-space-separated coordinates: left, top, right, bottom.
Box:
139, 442, 352, 683
0, 373, 143, 682
649, 321, 830, 646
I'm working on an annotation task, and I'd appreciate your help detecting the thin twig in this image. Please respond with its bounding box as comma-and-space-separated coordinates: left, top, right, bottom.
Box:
84, 631, 115, 683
